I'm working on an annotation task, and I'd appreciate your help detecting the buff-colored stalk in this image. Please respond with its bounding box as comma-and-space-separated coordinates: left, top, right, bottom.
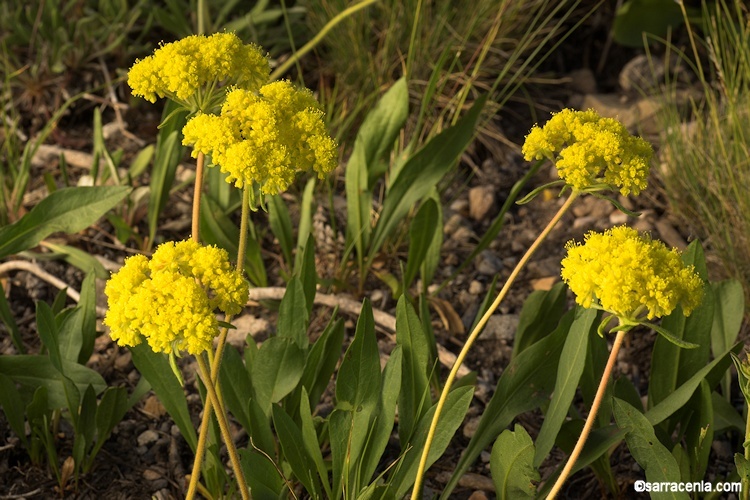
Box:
411, 192, 579, 498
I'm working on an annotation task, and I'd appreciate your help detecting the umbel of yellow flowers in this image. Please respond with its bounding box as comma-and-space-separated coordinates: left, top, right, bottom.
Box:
103, 240, 248, 355
561, 226, 703, 321
127, 32, 269, 105
182, 82, 338, 194
522, 109, 653, 196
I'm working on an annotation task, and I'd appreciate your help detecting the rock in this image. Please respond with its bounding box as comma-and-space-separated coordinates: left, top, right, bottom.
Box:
142, 395, 167, 419
581, 94, 637, 130
655, 220, 687, 250
468, 280, 484, 295
468, 491, 489, 500
469, 185, 495, 221
463, 416, 482, 438
483, 314, 519, 341
223, 314, 269, 348
449, 198, 469, 214
620, 54, 663, 93
114, 350, 132, 371
568, 68, 597, 94
444, 213, 464, 235
475, 250, 503, 276
142, 468, 162, 481
609, 211, 629, 225
531, 276, 558, 291
137, 429, 160, 447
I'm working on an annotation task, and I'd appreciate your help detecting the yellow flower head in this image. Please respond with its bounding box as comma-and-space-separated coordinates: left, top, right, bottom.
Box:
127, 32, 269, 105
182, 81, 338, 194
103, 240, 248, 355
560, 226, 703, 321
522, 109, 653, 196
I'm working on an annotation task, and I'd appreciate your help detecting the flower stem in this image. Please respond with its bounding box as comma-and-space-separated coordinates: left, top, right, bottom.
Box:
196, 354, 250, 500
187, 185, 252, 498
411, 192, 578, 499
546, 328, 627, 500
192, 152, 206, 243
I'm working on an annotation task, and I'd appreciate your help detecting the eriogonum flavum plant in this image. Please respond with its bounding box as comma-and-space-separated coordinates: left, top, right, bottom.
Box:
103, 240, 248, 355
127, 32, 269, 109
522, 108, 653, 195
181, 81, 338, 194
560, 225, 703, 322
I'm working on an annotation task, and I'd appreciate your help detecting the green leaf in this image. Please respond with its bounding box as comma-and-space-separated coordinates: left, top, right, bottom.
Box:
148, 101, 187, 247
396, 296, 431, 444
534, 307, 597, 467
36, 301, 62, 372
294, 177, 316, 274
645, 343, 740, 426
76, 272, 97, 364
613, 398, 689, 499
336, 299, 381, 409
272, 405, 321, 498
0, 186, 131, 258
368, 95, 486, 260
239, 448, 286, 499
442, 309, 572, 497
403, 198, 439, 291
419, 191, 443, 291
683, 380, 712, 481
512, 282, 567, 357
360, 345, 402, 485
252, 337, 305, 416
293, 315, 345, 418
0, 281, 23, 353
331, 300, 381, 498
0, 355, 105, 410
710, 280, 744, 398
0, 373, 29, 449
388, 385, 474, 498
57, 304, 84, 364
267, 193, 294, 271
613, 0, 686, 48
345, 77, 409, 268
200, 193, 266, 287
41, 242, 109, 279
129, 344, 197, 451
299, 388, 332, 499
648, 271, 714, 411
218, 345, 254, 432
277, 276, 309, 349
296, 233, 317, 317
491, 424, 539, 499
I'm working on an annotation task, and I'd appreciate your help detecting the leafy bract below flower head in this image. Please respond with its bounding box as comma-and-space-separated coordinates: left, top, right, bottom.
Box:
522, 109, 653, 196
561, 226, 703, 321
103, 240, 248, 355
182, 81, 338, 195
127, 32, 269, 106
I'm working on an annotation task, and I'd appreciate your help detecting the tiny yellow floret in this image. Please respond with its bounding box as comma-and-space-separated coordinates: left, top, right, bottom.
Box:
127, 32, 269, 106
522, 109, 653, 195
104, 240, 248, 355
560, 226, 703, 321
182, 81, 338, 194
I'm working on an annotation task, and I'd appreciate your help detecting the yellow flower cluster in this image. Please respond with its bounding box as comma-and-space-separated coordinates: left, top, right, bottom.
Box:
127, 32, 269, 104
182, 81, 338, 194
561, 226, 703, 320
104, 240, 248, 355
522, 109, 653, 195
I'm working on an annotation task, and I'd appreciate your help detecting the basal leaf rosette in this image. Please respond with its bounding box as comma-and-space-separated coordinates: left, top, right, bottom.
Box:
182, 81, 338, 195
561, 226, 703, 323
127, 32, 269, 109
103, 240, 248, 355
522, 109, 653, 196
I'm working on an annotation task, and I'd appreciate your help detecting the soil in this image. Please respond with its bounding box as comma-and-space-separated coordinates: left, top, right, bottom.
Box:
1, 7, 748, 500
